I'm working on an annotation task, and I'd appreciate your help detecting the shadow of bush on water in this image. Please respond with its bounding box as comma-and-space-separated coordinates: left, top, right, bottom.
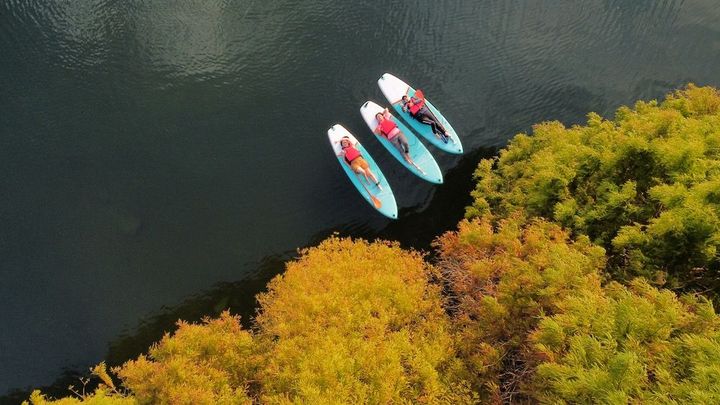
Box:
1, 146, 496, 404
310, 146, 499, 251
0, 254, 293, 404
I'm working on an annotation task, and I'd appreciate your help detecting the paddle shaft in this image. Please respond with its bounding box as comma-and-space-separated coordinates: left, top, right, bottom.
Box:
342, 158, 382, 209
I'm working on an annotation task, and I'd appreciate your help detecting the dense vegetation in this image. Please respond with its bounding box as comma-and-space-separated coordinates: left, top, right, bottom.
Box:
436, 216, 720, 402
26, 86, 720, 404
27, 238, 473, 404
467, 85, 720, 291
253, 238, 473, 404
435, 216, 606, 401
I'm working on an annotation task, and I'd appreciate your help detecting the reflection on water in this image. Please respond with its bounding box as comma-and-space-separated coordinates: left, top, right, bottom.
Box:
1, 0, 720, 398
1, 145, 491, 401
1, 253, 290, 403
131, 0, 243, 81
45, 0, 115, 68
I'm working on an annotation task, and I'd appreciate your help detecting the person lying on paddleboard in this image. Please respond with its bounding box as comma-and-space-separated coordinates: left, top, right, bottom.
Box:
374, 108, 416, 166
337, 136, 381, 188
401, 91, 453, 144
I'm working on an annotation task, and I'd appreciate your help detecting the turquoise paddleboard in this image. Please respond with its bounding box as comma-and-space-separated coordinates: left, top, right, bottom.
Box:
359, 101, 443, 184
378, 73, 463, 154
328, 124, 398, 219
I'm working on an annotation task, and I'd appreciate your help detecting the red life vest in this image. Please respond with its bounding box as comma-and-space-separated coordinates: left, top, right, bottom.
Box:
379, 118, 397, 136
409, 98, 425, 115
344, 145, 361, 163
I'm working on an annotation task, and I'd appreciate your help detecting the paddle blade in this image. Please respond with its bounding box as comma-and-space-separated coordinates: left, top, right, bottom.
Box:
415, 89, 425, 99
371, 195, 382, 209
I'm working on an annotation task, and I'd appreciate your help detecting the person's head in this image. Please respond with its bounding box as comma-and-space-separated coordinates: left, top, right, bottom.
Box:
340, 137, 351, 148
401, 95, 409, 103
375, 112, 384, 121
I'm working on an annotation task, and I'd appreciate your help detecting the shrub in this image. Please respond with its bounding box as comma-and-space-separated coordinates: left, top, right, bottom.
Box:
255, 236, 474, 404
116, 312, 259, 405
467, 85, 720, 291
436, 215, 720, 403
531, 279, 720, 404
435, 215, 605, 401
27, 237, 475, 404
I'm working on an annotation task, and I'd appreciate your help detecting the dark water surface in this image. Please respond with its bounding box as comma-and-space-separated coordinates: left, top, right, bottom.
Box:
1, 0, 719, 397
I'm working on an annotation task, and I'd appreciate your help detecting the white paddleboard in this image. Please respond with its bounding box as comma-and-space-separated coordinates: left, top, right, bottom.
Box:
328, 124, 398, 219
359, 101, 443, 184
378, 73, 463, 154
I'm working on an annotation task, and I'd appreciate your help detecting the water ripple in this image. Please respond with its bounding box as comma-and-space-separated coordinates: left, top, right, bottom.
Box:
2, 0, 720, 397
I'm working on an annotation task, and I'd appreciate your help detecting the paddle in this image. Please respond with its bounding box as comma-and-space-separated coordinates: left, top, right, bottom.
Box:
358, 175, 382, 209
413, 91, 451, 145
342, 158, 382, 209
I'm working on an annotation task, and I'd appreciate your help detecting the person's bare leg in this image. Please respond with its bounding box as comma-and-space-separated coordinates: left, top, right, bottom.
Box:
356, 167, 371, 184
367, 169, 381, 190
402, 147, 426, 174
367, 169, 379, 185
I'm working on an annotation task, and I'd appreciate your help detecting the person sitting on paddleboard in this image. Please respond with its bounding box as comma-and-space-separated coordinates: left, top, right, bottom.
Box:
337, 136, 381, 188
401, 91, 452, 143
374, 108, 416, 165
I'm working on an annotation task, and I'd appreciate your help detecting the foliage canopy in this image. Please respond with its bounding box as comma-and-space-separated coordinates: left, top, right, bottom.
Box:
467, 85, 720, 290
27, 237, 473, 405
255, 236, 473, 404
436, 216, 720, 403
26, 85, 720, 405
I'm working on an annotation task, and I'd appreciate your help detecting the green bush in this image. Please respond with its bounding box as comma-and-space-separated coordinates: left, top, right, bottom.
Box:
255, 236, 474, 404
435, 216, 606, 401
436, 216, 720, 403
468, 85, 720, 291
27, 237, 474, 405
24, 389, 136, 405
117, 312, 259, 405
532, 279, 720, 404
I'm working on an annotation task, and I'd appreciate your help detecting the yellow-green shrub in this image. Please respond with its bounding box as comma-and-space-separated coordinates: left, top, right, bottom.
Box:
116, 312, 259, 405
23, 389, 135, 405
435, 216, 605, 401
437, 215, 720, 403
23, 363, 135, 405
468, 85, 720, 291
255, 236, 474, 404
531, 279, 720, 403
27, 237, 474, 404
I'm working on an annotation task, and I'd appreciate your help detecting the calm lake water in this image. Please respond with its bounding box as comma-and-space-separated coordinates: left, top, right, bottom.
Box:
1, 0, 719, 398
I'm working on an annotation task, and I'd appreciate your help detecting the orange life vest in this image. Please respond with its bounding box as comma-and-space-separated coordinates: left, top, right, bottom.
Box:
409, 99, 425, 115
409, 89, 426, 115
379, 118, 397, 136
343, 145, 361, 163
